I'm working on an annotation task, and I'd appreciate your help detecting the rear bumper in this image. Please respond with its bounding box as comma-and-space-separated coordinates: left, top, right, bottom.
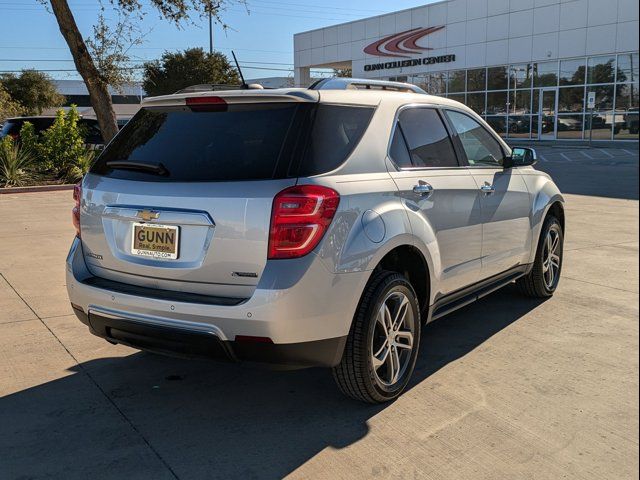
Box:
66, 237, 366, 367
73, 307, 346, 368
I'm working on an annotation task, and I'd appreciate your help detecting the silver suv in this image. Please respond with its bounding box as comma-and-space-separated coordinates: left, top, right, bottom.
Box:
66, 78, 565, 403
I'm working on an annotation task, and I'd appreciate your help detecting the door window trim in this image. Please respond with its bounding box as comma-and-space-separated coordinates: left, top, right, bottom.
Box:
386, 104, 465, 172
441, 107, 509, 169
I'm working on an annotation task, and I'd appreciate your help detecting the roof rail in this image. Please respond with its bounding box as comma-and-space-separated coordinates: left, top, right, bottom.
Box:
309, 77, 426, 94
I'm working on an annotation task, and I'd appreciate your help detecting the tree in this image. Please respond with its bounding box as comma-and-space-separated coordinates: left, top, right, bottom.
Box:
0, 70, 64, 115
44, 0, 242, 143
333, 68, 352, 78
143, 48, 239, 97
0, 84, 24, 121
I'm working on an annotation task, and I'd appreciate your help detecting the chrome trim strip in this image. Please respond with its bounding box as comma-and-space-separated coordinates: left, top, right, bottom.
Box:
88, 305, 228, 341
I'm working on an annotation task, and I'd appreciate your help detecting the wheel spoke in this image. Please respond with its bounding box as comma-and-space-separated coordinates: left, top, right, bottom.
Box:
392, 296, 409, 331
551, 234, 560, 255
389, 347, 401, 384
373, 344, 390, 370
395, 331, 413, 349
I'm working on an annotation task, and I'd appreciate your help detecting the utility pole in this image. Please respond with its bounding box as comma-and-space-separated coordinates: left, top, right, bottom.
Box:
208, 8, 213, 54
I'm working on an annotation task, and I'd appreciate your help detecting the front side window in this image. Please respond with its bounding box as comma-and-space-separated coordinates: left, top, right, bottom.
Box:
390, 108, 458, 168
445, 110, 505, 167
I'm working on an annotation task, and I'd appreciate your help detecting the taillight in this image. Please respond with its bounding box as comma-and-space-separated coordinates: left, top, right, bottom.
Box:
268, 185, 340, 260
72, 182, 81, 237
185, 96, 228, 112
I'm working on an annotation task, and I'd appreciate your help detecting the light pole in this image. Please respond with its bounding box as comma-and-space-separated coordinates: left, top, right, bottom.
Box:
208, 8, 214, 54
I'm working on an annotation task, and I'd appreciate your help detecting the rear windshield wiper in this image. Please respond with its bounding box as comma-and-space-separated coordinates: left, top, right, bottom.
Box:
106, 160, 169, 176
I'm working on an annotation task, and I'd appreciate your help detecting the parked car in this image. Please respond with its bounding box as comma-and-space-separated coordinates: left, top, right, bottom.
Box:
66, 78, 565, 403
0, 116, 130, 146
623, 108, 639, 134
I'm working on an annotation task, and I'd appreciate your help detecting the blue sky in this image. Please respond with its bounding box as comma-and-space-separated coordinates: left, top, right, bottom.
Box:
0, 0, 435, 80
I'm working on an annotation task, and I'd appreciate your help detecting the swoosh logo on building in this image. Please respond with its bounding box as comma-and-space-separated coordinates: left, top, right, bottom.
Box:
363, 26, 445, 58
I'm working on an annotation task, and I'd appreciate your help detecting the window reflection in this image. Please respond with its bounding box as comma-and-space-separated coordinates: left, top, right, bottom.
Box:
558, 86, 585, 112
467, 92, 486, 114
467, 68, 486, 91
616, 53, 639, 83
556, 114, 584, 139
486, 91, 508, 114
509, 64, 532, 89
485, 116, 506, 136
587, 55, 616, 84
508, 89, 531, 114
487, 66, 509, 90
559, 58, 586, 85
534, 61, 558, 87
447, 70, 466, 93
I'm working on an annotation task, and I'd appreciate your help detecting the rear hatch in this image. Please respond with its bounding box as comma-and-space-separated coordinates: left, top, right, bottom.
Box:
80, 91, 375, 299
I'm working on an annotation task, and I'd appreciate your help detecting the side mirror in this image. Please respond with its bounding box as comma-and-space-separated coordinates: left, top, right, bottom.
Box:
505, 147, 537, 168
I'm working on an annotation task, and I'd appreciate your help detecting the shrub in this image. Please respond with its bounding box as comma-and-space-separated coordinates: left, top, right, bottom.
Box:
39, 106, 85, 176
64, 146, 97, 183
0, 136, 36, 187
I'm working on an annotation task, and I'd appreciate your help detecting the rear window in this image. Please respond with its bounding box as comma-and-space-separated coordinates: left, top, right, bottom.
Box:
91, 102, 374, 182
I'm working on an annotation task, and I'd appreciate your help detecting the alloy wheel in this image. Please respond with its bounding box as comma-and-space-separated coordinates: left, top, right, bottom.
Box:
542, 226, 562, 290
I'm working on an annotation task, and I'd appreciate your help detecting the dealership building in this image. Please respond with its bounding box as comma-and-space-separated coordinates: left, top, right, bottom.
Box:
294, 0, 639, 142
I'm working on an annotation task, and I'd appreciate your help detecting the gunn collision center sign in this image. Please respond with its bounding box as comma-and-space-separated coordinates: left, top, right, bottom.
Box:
363, 26, 456, 72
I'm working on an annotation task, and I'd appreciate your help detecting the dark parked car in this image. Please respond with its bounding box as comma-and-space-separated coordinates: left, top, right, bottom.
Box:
0, 116, 130, 145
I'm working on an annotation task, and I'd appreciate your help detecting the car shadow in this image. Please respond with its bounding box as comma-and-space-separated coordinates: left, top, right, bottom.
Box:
1, 285, 547, 479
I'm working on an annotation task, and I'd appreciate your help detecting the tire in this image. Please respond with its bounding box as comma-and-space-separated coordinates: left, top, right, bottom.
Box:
517, 215, 564, 298
332, 270, 421, 403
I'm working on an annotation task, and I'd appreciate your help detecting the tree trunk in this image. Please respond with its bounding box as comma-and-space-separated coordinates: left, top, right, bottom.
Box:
49, 0, 119, 143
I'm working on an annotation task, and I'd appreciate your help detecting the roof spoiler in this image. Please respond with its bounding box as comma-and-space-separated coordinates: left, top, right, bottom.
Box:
175, 83, 267, 94
309, 77, 426, 94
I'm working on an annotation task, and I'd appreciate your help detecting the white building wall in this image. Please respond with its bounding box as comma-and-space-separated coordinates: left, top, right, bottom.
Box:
294, 0, 639, 85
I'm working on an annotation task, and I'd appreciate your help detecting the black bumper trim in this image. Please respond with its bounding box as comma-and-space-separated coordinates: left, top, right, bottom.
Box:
76, 310, 346, 368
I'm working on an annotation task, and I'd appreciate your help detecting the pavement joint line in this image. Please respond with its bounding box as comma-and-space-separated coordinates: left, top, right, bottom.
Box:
0, 272, 181, 480
0, 318, 40, 326
564, 241, 639, 252
563, 275, 639, 294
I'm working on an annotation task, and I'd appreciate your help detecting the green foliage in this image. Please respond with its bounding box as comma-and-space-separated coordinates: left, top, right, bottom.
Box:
0, 70, 65, 116
39, 106, 86, 176
18, 121, 39, 153
143, 48, 240, 96
0, 84, 24, 122
64, 147, 98, 183
0, 136, 36, 187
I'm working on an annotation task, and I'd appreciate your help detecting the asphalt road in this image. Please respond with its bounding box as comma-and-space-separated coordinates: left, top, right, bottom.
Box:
0, 147, 638, 479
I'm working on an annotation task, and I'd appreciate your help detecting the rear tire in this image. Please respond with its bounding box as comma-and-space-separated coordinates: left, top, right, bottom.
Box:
517, 215, 564, 298
332, 270, 421, 403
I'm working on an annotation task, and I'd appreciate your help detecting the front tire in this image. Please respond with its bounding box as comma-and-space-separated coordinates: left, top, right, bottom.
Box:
517, 215, 564, 298
332, 271, 421, 403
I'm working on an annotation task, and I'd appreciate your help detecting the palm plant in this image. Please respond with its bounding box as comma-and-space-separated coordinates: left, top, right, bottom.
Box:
0, 140, 36, 187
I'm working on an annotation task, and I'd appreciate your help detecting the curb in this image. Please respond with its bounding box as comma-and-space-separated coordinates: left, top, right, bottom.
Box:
0, 184, 75, 195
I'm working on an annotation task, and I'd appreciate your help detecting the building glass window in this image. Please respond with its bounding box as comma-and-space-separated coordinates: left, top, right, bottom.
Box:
533, 61, 558, 87
587, 55, 616, 84
486, 91, 508, 114
485, 116, 507, 137
559, 58, 586, 85
467, 68, 486, 92
467, 92, 486, 114
487, 66, 509, 90
558, 86, 585, 112
616, 53, 639, 84
420, 72, 446, 95
584, 114, 612, 140
507, 115, 532, 138
447, 92, 466, 104
587, 84, 614, 110
509, 64, 532, 89
447, 70, 466, 93
556, 114, 584, 139
508, 89, 531, 114
613, 82, 638, 139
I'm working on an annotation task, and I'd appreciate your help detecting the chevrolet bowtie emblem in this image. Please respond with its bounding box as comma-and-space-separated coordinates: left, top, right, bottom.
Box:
136, 210, 160, 221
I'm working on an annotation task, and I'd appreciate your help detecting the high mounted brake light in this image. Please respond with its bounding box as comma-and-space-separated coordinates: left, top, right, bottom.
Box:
268, 185, 340, 260
185, 96, 228, 112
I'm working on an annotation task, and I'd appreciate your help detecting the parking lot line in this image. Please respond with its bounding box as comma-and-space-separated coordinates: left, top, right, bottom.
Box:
599, 149, 614, 158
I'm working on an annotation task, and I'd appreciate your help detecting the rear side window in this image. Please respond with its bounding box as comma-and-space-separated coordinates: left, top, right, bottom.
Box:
298, 105, 374, 176
91, 103, 374, 182
391, 108, 459, 168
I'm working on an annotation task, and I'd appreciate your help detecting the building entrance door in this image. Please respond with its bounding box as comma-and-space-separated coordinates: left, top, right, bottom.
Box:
539, 88, 558, 140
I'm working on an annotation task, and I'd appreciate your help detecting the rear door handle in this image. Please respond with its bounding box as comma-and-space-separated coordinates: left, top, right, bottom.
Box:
413, 183, 434, 196
480, 183, 495, 194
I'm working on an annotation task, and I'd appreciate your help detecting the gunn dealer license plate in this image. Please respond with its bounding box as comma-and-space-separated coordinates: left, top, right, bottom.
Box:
131, 223, 179, 259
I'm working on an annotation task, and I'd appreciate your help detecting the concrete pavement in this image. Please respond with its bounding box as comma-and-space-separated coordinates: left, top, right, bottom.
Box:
0, 149, 638, 479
